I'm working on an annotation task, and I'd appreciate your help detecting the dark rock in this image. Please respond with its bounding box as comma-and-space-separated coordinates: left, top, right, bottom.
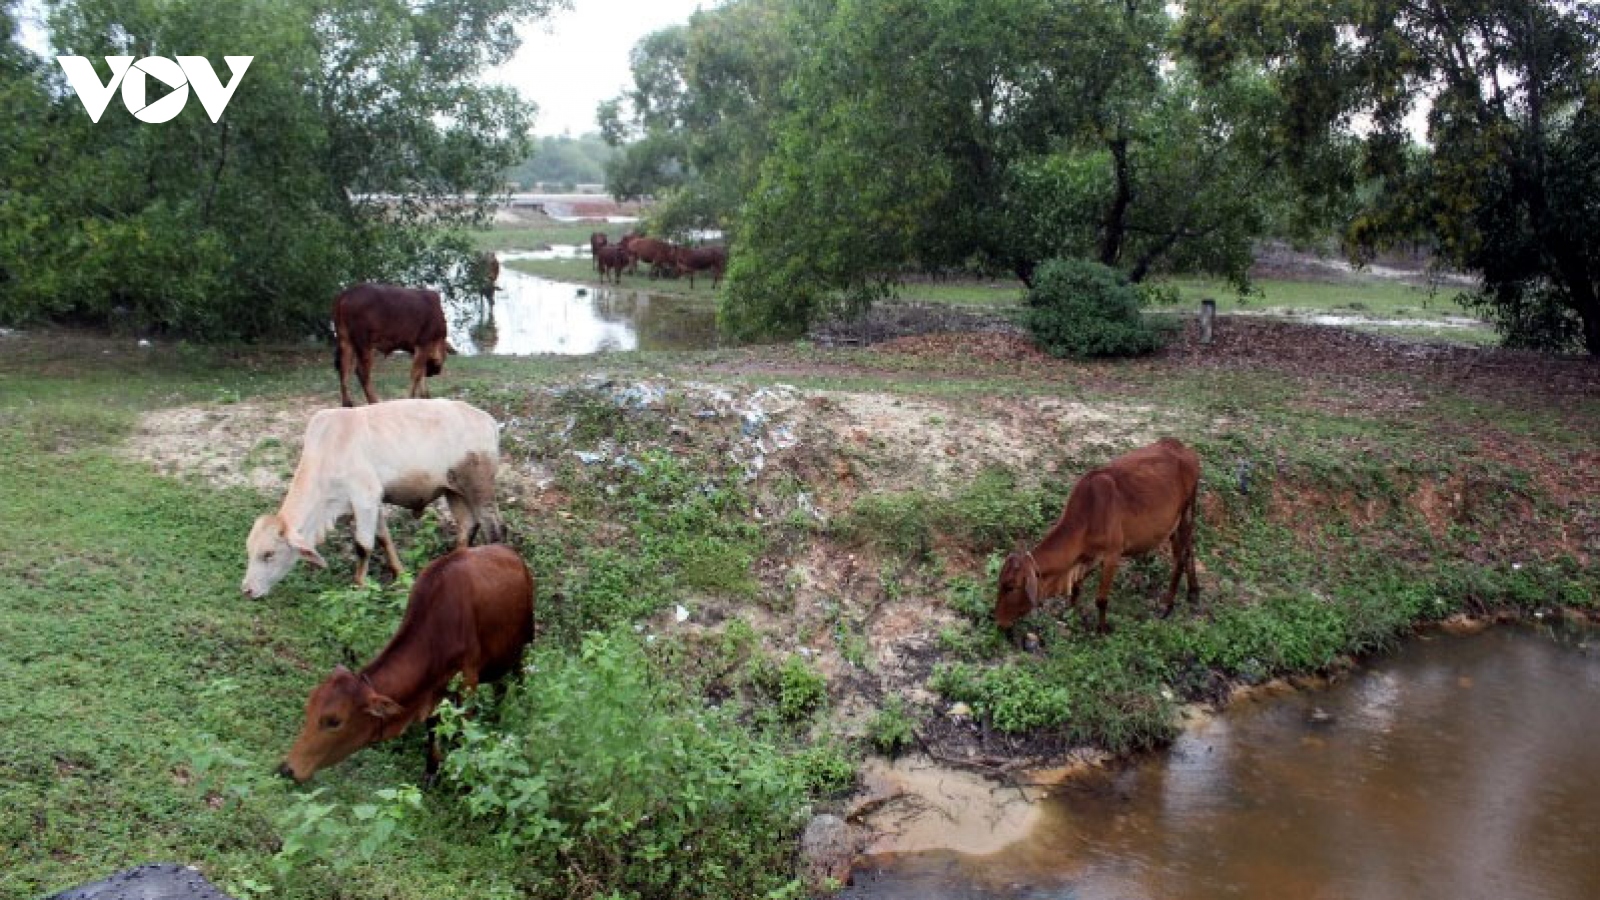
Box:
46, 863, 237, 900
800, 813, 863, 891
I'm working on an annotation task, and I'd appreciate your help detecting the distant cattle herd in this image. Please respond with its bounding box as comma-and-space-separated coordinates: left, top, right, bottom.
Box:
589, 230, 727, 288
233, 273, 1202, 783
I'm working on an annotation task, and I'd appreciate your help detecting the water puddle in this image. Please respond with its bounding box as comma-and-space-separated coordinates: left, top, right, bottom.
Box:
845, 624, 1600, 900
447, 258, 718, 355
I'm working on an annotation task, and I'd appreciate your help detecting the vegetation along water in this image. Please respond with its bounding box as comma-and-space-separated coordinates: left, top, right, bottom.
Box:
2, 1, 1598, 899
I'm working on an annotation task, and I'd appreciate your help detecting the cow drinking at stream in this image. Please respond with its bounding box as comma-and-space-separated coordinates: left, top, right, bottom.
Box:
996, 438, 1200, 634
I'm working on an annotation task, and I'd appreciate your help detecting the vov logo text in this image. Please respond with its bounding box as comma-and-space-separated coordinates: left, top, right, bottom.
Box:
57, 56, 253, 123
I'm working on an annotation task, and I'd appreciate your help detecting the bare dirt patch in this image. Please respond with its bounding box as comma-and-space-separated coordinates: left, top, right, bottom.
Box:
122, 396, 326, 493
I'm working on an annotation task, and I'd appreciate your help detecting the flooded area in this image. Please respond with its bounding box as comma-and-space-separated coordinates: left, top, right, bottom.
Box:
846, 624, 1600, 900
448, 248, 719, 355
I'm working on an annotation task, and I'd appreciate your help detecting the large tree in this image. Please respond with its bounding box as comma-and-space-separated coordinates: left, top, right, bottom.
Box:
598, 0, 798, 236
1183, 0, 1600, 355
0, 0, 564, 339
721, 0, 1293, 338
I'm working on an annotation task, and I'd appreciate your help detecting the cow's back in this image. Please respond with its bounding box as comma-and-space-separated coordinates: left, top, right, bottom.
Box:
334, 283, 447, 352
355, 399, 499, 476
395, 545, 534, 683
1073, 439, 1198, 552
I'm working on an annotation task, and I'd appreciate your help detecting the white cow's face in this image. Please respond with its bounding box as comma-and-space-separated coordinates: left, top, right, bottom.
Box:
242, 515, 323, 598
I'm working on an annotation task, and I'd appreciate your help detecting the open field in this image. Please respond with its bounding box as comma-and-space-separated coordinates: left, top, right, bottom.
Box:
3, 322, 1595, 899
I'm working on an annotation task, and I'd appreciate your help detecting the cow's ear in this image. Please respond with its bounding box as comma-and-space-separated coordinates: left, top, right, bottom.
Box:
1025, 561, 1040, 604
444, 341, 459, 356
365, 694, 402, 720
285, 530, 328, 569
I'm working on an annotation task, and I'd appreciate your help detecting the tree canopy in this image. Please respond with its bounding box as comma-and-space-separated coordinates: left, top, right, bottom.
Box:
1183, 0, 1600, 355
717, 0, 1294, 338
0, 0, 565, 340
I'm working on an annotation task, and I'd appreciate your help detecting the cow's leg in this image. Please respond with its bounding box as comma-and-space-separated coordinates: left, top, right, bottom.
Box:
337, 336, 357, 407
1094, 555, 1121, 634
356, 347, 380, 405
447, 452, 501, 544
409, 355, 428, 399
444, 493, 477, 549
350, 500, 382, 586
377, 514, 405, 577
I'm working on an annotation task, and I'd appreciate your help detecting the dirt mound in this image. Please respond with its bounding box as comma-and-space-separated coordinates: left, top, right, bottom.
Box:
873, 332, 1050, 364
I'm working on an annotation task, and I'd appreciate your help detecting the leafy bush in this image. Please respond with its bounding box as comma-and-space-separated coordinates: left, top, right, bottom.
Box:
1024, 258, 1168, 358
440, 632, 807, 899
867, 695, 918, 756
750, 654, 829, 723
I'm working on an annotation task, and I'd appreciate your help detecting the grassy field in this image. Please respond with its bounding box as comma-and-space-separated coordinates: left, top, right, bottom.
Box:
3, 324, 1594, 899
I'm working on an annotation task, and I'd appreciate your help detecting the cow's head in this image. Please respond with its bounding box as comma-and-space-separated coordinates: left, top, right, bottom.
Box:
277, 665, 400, 783
995, 550, 1041, 630
242, 514, 326, 599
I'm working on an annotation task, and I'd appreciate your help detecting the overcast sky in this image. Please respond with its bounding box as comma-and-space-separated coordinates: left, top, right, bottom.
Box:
494, 0, 713, 136
17, 0, 715, 137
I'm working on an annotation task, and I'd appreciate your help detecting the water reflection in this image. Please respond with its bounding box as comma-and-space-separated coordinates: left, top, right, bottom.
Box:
846, 624, 1600, 900
447, 262, 718, 356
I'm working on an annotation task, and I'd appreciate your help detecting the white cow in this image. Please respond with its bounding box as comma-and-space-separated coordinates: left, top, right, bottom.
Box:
241, 399, 504, 598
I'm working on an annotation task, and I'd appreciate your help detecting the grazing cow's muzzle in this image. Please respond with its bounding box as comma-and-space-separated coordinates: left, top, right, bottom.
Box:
275, 762, 298, 781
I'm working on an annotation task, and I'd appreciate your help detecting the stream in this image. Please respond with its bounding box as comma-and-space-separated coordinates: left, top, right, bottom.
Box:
846, 623, 1600, 900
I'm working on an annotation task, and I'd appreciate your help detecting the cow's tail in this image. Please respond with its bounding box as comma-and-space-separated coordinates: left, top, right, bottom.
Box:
332, 339, 343, 376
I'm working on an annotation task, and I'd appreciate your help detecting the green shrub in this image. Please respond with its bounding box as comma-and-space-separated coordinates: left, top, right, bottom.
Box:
867, 695, 918, 756
751, 654, 829, 723
1024, 258, 1168, 358
439, 632, 807, 899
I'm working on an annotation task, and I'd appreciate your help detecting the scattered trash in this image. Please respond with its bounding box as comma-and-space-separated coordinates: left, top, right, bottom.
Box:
675, 604, 690, 623
573, 449, 607, 465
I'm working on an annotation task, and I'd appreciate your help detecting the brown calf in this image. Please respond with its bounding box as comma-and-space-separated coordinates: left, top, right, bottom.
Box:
996, 438, 1200, 634
332, 283, 454, 406
590, 231, 609, 273
278, 545, 534, 783
675, 245, 727, 289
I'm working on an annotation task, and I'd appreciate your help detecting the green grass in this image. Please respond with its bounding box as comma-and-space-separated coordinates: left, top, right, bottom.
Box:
1164, 275, 1481, 321
466, 220, 614, 252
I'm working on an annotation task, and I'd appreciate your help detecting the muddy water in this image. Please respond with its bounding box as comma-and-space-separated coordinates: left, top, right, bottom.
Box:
846, 625, 1600, 900
448, 249, 718, 355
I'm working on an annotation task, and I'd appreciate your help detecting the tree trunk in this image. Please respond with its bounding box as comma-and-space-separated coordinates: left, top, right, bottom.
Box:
1099, 135, 1131, 269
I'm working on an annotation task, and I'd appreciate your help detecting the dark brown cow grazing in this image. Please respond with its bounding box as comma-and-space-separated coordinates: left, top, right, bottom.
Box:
596, 245, 632, 284
996, 438, 1200, 634
675, 245, 727, 289
278, 545, 534, 783
589, 231, 609, 273
620, 235, 678, 279
333, 283, 454, 406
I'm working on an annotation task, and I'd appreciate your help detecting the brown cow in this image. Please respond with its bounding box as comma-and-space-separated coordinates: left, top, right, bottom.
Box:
996, 438, 1200, 634
277, 544, 535, 783
620, 235, 678, 279
596, 245, 632, 284
471, 251, 500, 307
333, 283, 454, 407
675, 245, 727, 289
589, 231, 609, 273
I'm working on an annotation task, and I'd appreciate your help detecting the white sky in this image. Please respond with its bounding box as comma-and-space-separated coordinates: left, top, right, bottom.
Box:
16, 0, 714, 137
494, 0, 714, 136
